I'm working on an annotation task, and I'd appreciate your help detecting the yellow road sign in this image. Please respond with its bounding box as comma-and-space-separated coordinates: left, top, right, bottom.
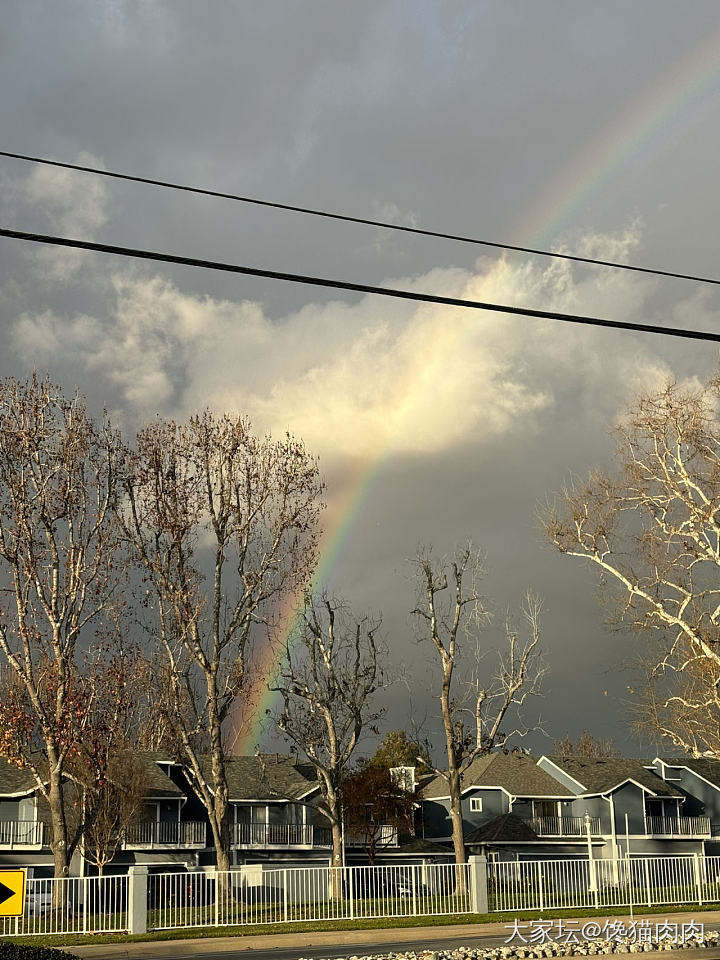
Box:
0, 869, 26, 916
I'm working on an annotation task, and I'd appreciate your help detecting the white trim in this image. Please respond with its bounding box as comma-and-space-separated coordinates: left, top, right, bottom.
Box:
537, 757, 587, 792
653, 758, 720, 794
470, 797, 483, 812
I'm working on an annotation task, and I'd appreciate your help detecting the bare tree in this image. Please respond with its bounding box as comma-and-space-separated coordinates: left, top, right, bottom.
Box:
553, 730, 619, 757
272, 595, 383, 882
412, 545, 544, 869
543, 372, 720, 759
0, 374, 124, 878
118, 412, 323, 873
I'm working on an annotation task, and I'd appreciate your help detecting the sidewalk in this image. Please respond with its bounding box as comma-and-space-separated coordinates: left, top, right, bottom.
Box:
62, 911, 720, 960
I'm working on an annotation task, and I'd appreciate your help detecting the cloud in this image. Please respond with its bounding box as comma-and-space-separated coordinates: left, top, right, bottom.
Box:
22, 152, 109, 281
10, 223, 705, 467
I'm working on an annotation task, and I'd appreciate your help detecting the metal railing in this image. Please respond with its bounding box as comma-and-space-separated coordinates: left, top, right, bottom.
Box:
148, 861, 473, 930
0, 874, 128, 937
489, 854, 720, 913
0, 820, 44, 847
645, 815, 711, 836
232, 822, 332, 847
528, 816, 601, 837
123, 820, 206, 847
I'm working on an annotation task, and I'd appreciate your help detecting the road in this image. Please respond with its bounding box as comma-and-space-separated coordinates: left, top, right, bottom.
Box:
64, 914, 720, 960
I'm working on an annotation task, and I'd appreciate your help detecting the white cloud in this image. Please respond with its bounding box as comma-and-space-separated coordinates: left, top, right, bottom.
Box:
11, 223, 708, 464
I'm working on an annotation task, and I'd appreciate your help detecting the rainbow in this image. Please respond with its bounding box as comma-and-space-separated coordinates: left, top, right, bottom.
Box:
229, 25, 720, 753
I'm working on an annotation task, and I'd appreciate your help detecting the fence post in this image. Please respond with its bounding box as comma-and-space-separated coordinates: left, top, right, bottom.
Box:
214, 869, 219, 928
694, 853, 703, 905
643, 859, 651, 907
127, 865, 148, 935
468, 856, 488, 914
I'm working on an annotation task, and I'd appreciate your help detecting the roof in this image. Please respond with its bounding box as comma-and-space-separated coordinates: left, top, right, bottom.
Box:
222, 754, 319, 801
546, 757, 683, 797
139, 756, 184, 798
466, 813, 541, 844
419, 752, 573, 800
660, 757, 720, 790
0, 757, 38, 796
392, 838, 454, 855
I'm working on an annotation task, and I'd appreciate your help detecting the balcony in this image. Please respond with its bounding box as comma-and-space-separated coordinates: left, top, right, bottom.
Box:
123, 820, 206, 849
645, 815, 710, 837
232, 822, 332, 848
528, 816, 602, 837
0, 820, 44, 849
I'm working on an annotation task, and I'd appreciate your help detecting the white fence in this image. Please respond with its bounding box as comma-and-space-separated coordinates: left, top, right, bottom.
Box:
148, 861, 472, 930
0, 874, 128, 938
7, 856, 720, 938
489, 855, 720, 913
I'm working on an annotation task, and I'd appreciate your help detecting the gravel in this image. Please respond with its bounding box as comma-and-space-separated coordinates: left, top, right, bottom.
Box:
298, 930, 720, 960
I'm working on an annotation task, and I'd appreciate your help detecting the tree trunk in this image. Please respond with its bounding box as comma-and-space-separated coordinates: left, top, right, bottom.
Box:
441, 659, 467, 895
330, 820, 343, 900
447, 768, 467, 866
48, 771, 70, 879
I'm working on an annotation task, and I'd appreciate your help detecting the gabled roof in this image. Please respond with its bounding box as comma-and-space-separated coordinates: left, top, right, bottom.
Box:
139, 756, 184, 798
0, 753, 184, 800
222, 754, 319, 801
546, 756, 683, 798
659, 757, 720, 790
466, 813, 540, 844
0, 757, 38, 797
419, 752, 573, 800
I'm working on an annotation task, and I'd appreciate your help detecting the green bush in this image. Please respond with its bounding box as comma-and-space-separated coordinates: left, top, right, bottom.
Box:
0, 945, 79, 960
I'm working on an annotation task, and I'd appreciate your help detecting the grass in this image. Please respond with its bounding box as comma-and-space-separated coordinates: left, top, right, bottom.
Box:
4, 900, 720, 951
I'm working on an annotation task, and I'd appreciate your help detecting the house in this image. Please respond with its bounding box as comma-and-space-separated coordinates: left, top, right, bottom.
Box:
0, 759, 45, 869
0, 752, 336, 875
419, 751, 720, 862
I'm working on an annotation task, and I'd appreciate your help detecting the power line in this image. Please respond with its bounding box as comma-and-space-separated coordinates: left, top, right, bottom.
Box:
1, 225, 719, 343
2, 149, 719, 289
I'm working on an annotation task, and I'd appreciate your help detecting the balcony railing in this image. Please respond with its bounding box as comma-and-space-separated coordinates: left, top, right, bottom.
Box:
645, 815, 711, 837
123, 820, 206, 848
0, 820, 44, 848
346, 824, 399, 847
528, 816, 602, 837
232, 822, 332, 847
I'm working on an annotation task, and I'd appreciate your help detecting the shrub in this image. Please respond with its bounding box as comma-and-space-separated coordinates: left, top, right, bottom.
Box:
0, 945, 79, 960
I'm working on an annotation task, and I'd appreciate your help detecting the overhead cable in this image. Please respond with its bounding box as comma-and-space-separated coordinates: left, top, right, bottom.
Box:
1, 150, 719, 288
1, 226, 718, 343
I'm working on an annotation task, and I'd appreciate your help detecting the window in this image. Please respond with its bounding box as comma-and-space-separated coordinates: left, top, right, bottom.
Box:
470, 797, 483, 812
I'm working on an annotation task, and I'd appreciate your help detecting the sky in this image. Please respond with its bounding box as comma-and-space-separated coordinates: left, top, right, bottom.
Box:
2, 0, 720, 760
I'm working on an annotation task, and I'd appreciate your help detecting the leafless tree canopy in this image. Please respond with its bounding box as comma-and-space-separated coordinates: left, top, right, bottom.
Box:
543, 373, 720, 758
553, 730, 619, 757
412, 545, 544, 867
273, 595, 383, 872
118, 412, 324, 871
0, 374, 125, 877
